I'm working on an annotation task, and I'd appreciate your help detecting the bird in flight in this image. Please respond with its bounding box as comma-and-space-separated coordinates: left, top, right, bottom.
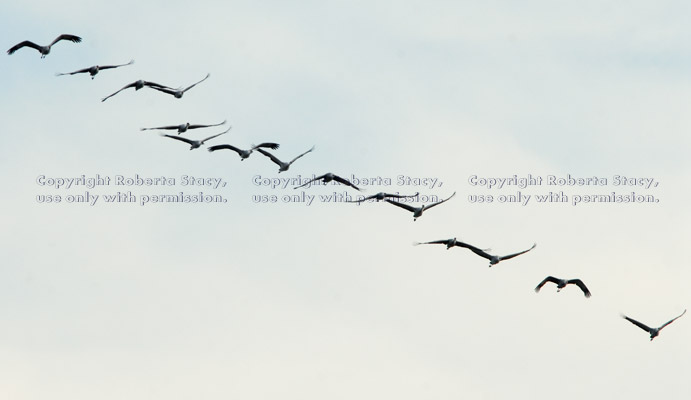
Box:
385, 192, 456, 221
141, 120, 227, 134
102, 80, 173, 102
255, 146, 314, 173
348, 192, 419, 204
460, 242, 536, 267
621, 309, 686, 341
7, 34, 82, 58
56, 60, 134, 79
208, 142, 280, 160
161, 127, 229, 150
294, 173, 361, 191
149, 73, 210, 98
534, 276, 591, 297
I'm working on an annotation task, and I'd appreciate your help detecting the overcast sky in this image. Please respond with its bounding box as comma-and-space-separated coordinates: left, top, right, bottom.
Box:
2, 1, 690, 399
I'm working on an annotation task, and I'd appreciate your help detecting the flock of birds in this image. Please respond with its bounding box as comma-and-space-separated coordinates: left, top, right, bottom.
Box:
8, 34, 686, 342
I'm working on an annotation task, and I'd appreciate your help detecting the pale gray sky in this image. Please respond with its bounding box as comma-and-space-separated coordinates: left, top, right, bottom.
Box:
2, 1, 690, 399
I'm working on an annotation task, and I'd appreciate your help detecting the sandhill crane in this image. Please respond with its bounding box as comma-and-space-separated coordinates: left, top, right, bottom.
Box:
348, 192, 419, 204
141, 120, 227, 134
161, 127, 229, 150
7, 34, 81, 58
56, 60, 134, 79
102, 80, 172, 102
255, 146, 314, 173
621, 309, 686, 341
294, 173, 361, 191
208, 142, 280, 160
149, 73, 210, 98
460, 242, 536, 267
385, 192, 456, 221
534, 276, 591, 297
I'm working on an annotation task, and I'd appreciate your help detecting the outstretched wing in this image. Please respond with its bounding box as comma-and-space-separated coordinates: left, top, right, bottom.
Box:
188, 120, 226, 130
294, 175, 326, 190
162, 135, 195, 145
56, 66, 91, 76
384, 199, 417, 213
141, 125, 180, 131
50, 34, 82, 46
622, 315, 652, 333
149, 85, 178, 96
7, 40, 42, 55
462, 243, 494, 261
200, 128, 230, 144
534, 276, 560, 293
252, 142, 280, 150
183, 73, 210, 92
98, 59, 134, 70
567, 279, 591, 298
498, 243, 537, 261
102, 81, 137, 101
288, 145, 315, 165
659, 309, 687, 330
142, 81, 171, 89
423, 191, 456, 210
207, 144, 243, 155
346, 194, 376, 203
332, 175, 361, 191
255, 148, 284, 167
414, 239, 450, 246
385, 192, 419, 200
